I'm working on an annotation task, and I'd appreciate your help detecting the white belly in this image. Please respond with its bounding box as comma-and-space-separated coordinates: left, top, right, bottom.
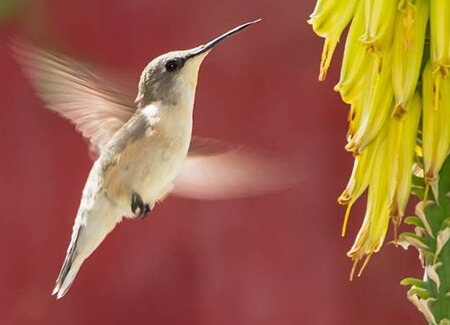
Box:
117, 130, 191, 206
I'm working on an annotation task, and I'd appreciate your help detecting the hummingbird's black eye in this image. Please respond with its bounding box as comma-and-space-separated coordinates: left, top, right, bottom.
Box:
165, 59, 179, 72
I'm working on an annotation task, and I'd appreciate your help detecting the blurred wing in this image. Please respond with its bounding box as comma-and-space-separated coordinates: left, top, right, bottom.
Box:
187, 136, 234, 156
174, 137, 300, 199
12, 40, 136, 153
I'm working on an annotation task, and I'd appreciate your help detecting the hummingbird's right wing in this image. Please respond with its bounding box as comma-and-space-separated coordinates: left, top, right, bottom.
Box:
173, 137, 300, 200
12, 40, 136, 154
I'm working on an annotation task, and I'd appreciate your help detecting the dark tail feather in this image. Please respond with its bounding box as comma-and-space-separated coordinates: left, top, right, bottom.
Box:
52, 226, 82, 299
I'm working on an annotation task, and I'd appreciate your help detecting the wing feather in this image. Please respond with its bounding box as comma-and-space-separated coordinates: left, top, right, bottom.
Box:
12, 40, 136, 153
174, 137, 300, 199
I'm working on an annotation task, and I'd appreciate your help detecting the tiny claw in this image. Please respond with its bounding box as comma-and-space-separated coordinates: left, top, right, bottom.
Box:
140, 204, 151, 219
131, 193, 151, 219
131, 194, 139, 213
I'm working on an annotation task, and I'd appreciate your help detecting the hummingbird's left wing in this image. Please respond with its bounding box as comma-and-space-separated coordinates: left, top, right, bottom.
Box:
12, 40, 136, 154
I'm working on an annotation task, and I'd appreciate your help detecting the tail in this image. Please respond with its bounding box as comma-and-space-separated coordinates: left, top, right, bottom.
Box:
52, 193, 122, 299
52, 223, 83, 299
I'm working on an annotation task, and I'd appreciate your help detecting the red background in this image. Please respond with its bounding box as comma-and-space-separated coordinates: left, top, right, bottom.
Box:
0, 0, 423, 324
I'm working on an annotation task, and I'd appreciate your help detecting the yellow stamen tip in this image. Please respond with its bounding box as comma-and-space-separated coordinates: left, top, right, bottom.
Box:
391, 214, 401, 244
350, 259, 358, 282
341, 201, 353, 237
358, 251, 374, 277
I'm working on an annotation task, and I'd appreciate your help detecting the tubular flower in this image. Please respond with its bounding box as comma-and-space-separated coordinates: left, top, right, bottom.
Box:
429, 0, 450, 133
422, 62, 450, 197
347, 95, 421, 279
360, 0, 397, 58
392, 0, 429, 116
389, 93, 421, 230
310, 1, 450, 322
345, 45, 394, 154
430, 0, 450, 74
334, 0, 369, 105
338, 129, 384, 237
308, 0, 358, 81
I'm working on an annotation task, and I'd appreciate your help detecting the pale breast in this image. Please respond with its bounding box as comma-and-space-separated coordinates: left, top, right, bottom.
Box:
105, 112, 191, 207
118, 127, 190, 201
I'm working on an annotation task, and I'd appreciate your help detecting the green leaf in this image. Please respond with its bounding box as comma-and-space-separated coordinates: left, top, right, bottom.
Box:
407, 286, 431, 300
404, 216, 425, 228
401, 277, 428, 289
440, 217, 450, 231
412, 176, 426, 199
422, 251, 436, 265
399, 232, 430, 250
424, 203, 446, 237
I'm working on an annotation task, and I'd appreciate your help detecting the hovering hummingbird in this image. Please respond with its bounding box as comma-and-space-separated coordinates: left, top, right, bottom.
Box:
14, 19, 297, 299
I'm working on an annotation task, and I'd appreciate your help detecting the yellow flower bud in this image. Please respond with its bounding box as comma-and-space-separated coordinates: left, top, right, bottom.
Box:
360, 0, 397, 56
422, 62, 450, 196
346, 46, 394, 154
335, 1, 370, 104
392, 0, 429, 116
430, 0, 450, 74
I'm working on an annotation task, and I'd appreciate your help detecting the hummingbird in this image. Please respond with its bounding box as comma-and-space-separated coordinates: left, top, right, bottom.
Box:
14, 19, 296, 299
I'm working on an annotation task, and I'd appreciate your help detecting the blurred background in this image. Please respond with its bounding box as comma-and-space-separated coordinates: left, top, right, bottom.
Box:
0, 0, 423, 324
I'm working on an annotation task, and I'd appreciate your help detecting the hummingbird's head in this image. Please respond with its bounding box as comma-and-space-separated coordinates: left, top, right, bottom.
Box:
135, 19, 261, 108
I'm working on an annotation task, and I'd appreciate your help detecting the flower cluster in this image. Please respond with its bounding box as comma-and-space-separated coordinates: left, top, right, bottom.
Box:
309, 0, 450, 280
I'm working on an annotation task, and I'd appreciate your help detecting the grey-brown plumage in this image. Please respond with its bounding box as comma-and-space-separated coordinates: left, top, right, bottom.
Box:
13, 19, 298, 299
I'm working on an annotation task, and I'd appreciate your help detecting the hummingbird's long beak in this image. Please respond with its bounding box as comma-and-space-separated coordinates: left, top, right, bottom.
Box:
186, 19, 261, 58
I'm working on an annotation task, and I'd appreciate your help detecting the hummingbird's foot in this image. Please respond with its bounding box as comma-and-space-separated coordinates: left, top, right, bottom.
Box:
131, 193, 151, 219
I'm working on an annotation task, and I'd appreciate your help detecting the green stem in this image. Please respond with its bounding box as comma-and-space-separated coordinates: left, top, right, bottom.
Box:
408, 156, 450, 324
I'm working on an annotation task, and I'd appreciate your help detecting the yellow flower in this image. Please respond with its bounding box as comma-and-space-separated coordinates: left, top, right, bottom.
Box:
308, 0, 358, 81
334, 0, 369, 104
360, 0, 397, 58
309, 0, 448, 278
346, 94, 421, 279
422, 62, 450, 197
430, 0, 450, 75
392, 0, 429, 116
345, 45, 394, 154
